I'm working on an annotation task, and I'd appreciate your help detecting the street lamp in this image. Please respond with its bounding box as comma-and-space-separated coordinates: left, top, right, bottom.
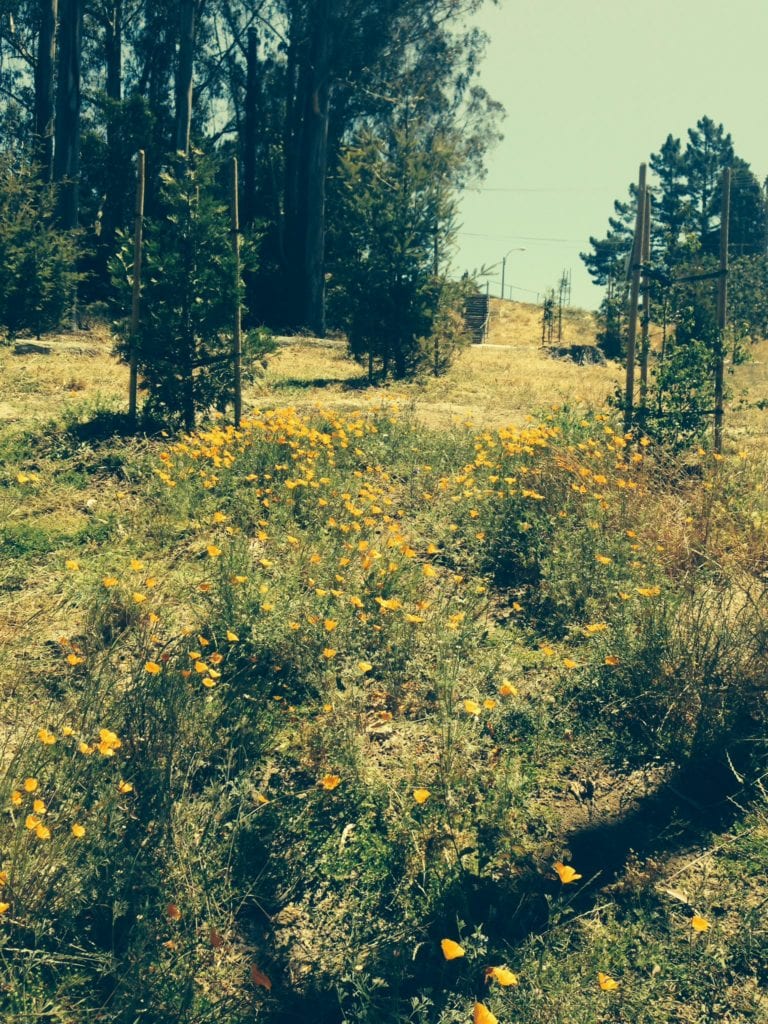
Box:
500, 248, 526, 300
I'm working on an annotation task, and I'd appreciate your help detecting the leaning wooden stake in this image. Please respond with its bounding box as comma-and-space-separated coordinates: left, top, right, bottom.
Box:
128, 149, 146, 427
639, 191, 652, 412
230, 155, 243, 428
714, 167, 731, 454
624, 163, 647, 433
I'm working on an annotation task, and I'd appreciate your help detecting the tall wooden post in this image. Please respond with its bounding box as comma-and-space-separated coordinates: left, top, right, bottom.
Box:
714, 167, 731, 454
624, 163, 647, 433
230, 156, 243, 428
128, 149, 146, 426
639, 191, 652, 412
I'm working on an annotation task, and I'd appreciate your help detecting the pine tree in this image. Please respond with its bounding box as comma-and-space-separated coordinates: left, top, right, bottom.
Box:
0, 155, 79, 339
112, 154, 272, 429
649, 134, 687, 269
682, 116, 734, 255
580, 185, 637, 286
728, 157, 767, 258
330, 116, 458, 379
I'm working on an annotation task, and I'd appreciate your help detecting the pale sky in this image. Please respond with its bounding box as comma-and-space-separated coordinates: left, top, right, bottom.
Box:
456, 0, 768, 309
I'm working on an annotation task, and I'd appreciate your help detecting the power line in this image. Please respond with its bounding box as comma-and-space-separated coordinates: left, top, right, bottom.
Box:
462, 186, 611, 193
481, 276, 541, 296
460, 231, 587, 244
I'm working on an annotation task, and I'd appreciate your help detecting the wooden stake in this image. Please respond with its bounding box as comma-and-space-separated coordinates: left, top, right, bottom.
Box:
714, 167, 731, 453
230, 155, 243, 428
624, 163, 647, 433
128, 149, 145, 426
639, 190, 651, 411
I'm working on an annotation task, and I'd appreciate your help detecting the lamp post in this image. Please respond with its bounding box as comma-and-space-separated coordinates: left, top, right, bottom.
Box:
500, 248, 526, 300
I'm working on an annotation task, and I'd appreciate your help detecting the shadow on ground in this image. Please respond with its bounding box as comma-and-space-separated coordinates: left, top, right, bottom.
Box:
435, 749, 747, 948
270, 374, 375, 392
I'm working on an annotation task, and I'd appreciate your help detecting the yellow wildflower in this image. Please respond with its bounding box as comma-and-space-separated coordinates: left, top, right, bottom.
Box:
486, 966, 519, 986
440, 938, 465, 960
598, 972, 619, 991
553, 861, 582, 884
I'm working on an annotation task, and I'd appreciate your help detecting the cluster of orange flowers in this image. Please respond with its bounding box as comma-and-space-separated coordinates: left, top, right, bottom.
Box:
5, 724, 130, 852
120, 407, 675, 717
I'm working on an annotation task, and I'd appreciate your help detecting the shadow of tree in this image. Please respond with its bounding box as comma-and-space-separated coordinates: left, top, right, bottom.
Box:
432, 748, 747, 951
271, 374, 376, 392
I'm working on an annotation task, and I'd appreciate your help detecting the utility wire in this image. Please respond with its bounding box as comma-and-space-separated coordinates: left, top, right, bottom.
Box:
460, 231, 587, 244
463, 186, 612, 193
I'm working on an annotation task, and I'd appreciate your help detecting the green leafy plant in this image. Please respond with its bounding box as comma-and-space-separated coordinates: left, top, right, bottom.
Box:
329, 119, 463, 381
641, 338, 716, 451
0, 156, 79, 340
112, 153, 274, 429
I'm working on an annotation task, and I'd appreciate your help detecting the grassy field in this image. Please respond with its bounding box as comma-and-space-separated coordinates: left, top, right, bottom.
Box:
1, 319, 767, 1023
485, 299, 599, 349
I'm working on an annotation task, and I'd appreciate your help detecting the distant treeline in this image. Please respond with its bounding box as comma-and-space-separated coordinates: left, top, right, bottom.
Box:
0, 0, 502, 350
581, 117, 768, 355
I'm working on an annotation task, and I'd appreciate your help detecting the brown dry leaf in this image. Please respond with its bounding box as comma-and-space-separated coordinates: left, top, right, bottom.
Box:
250, 963, 272, 991
166, 903, 182, 921
210, 927, 225, 948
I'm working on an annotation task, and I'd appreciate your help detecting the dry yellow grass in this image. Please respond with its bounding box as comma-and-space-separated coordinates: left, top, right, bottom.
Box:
729, 338, 768, 453
267, 307, 617, 428
267, 342, 619, 428
487, 297, 598, 348
0, 314, 764, 445
0, 325, 126, 426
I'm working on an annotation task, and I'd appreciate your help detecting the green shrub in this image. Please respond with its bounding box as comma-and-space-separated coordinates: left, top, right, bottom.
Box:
641, 338, 716, 452
330, 124, 462, 381
112, 153, 275, 429
0, 156, 78, 340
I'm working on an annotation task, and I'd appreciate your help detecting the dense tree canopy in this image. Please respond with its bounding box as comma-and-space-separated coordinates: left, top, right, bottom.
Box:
581, 116, 768, 356
582, 117, 767, 289
0, 0, 502, 340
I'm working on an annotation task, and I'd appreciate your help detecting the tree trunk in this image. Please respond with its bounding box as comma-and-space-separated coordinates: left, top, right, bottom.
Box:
34, 0, 58, 181
174, 0, 195, 156
242, 26, 258, 227
282, 29, 308, 294
53, 0, 83, 228
99, 0, 123, 278
105, 0, 122, 103
300, 0, 331, 335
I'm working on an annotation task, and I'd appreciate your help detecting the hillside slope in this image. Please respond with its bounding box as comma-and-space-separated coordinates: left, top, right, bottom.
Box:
485, 298, 598, 348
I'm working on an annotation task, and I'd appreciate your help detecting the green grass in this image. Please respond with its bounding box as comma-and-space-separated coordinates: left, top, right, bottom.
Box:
0, 381, 766, 1023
